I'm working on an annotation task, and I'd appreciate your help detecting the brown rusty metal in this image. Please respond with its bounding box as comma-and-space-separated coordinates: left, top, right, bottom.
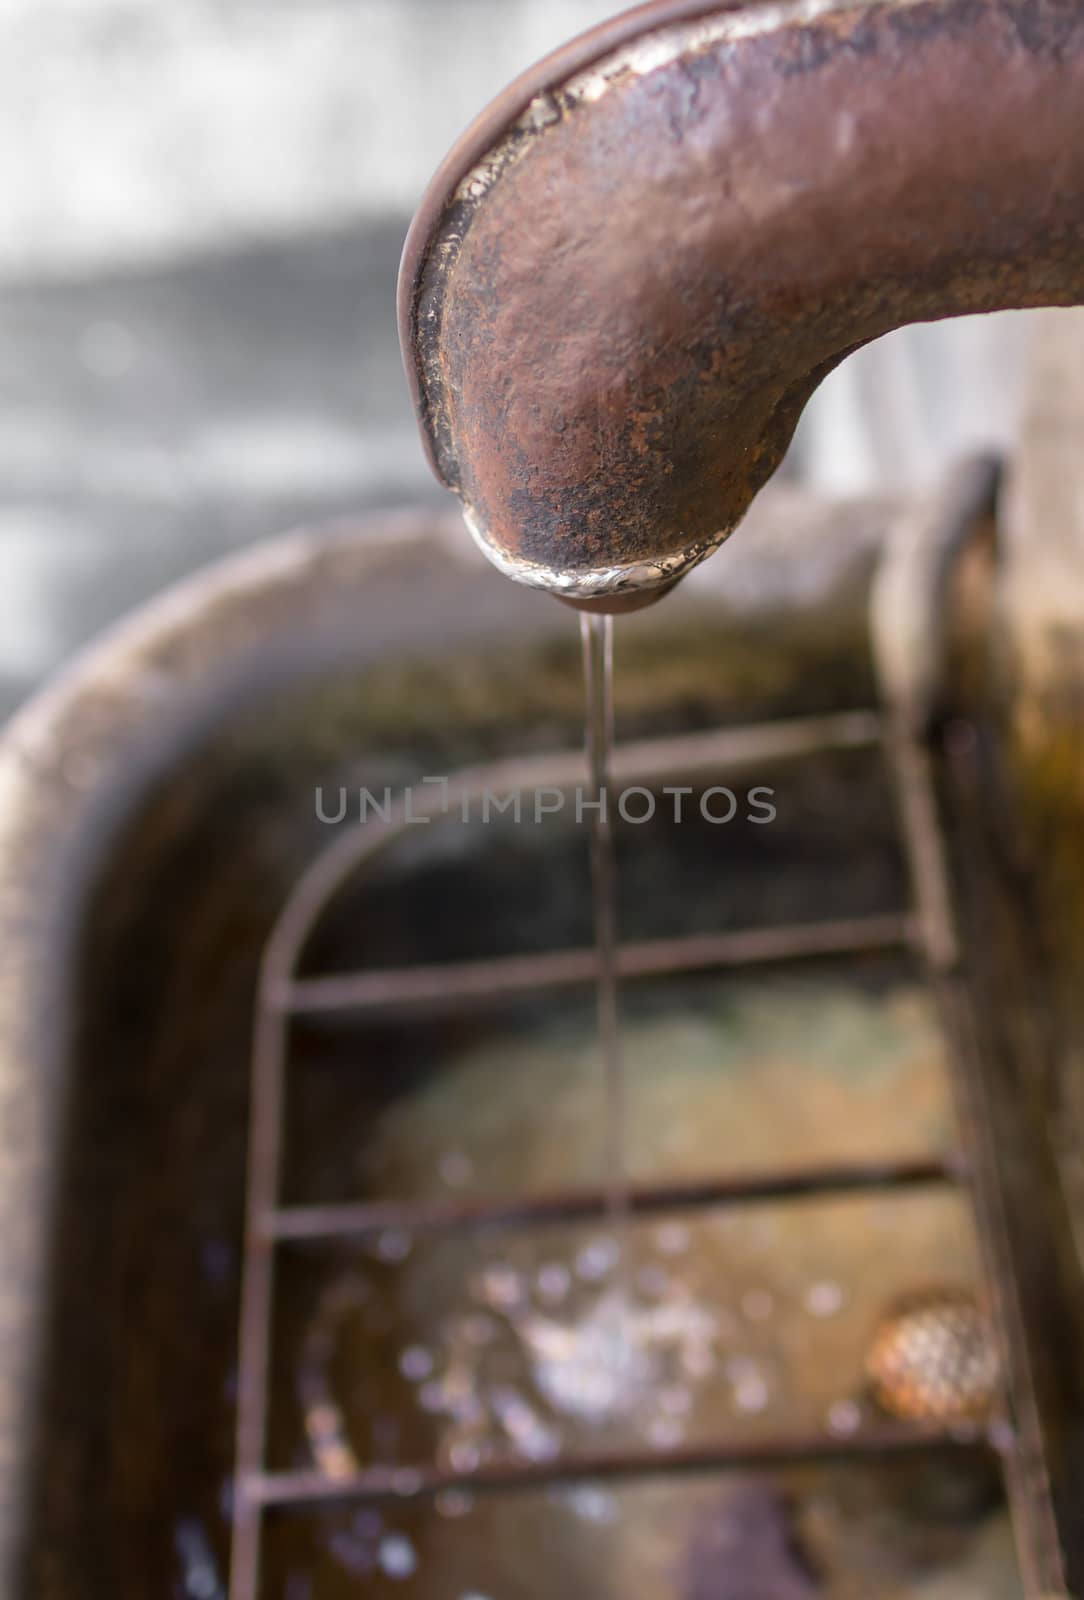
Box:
249, 1421, 994, 1509
399, 0, 1084, 605
872, 468, 1070, 1594
283, 912, 913, 1015
271, 1154, 958, 1243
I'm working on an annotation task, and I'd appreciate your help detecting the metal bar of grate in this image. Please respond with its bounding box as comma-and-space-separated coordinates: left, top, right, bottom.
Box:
247, 1420, 995, 1510
871, 459, 1070, 1597
229, 468, 1072, 1599
881, 710, 1071, 1597
231, 1007, 289, 1600
257, 711, 886, 1004
593, 709, 883, 778
282, 913, 914, 1017
229, 710, 891, 1600
270, 1154, 959, 1243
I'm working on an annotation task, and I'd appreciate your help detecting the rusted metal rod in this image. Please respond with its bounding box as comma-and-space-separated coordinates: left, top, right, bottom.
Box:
873, 471, 1072, 1598
283, 913, 915, 1017
247, 1420, 995, 1509
270, 1154, 959, 1243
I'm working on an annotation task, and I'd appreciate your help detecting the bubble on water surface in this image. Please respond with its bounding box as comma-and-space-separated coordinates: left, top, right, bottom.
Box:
654, 1222, 690, 1257
740, 1288, 775, 1323
805, 1280, 845, 1318
575, 1235, 620, 1282
659, 1384, 692, 1417
436, 1489, 475, 1518
399, 1344, 434, 1381
733, 1373, 770, 1414
378, 1534, 417, 1579
376, 1229, 413, 1263
476, 1263, 525, 1310
647, 1414, 686, 1449
635, 1263, 669, 1297
536, 1261, 572, 1304
563, 1485, 620, 1526
439, 1149, 474, 1187
826, 1399, 862, 1436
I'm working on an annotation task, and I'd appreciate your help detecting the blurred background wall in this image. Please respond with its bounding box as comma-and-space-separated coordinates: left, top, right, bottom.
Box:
0, 0, 1049, 719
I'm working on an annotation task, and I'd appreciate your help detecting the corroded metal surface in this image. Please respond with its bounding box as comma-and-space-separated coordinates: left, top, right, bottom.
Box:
399, 0, 1084, 603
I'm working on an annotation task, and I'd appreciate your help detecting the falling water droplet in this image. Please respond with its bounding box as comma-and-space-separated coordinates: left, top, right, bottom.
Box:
580, 612, 629, 1243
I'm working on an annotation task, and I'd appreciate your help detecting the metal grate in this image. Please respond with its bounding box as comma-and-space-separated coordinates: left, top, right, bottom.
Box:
228, 464, 1068, 1599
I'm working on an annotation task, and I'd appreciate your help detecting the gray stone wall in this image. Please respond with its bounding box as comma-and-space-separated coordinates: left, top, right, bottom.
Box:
0, 0, 619, 282
0, 0, 1074, 718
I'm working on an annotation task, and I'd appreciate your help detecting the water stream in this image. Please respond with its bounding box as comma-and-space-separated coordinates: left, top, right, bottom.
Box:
580, 612, 628, 1243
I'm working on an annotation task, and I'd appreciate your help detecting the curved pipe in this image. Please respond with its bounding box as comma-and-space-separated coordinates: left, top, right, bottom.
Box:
399, 0, 1084, 607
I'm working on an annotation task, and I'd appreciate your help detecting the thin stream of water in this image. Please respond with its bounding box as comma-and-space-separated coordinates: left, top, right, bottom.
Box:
580, 613, 629, 1241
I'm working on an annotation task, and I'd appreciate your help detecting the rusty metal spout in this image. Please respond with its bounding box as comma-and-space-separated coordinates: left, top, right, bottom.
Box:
399, 0, 1084, 609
